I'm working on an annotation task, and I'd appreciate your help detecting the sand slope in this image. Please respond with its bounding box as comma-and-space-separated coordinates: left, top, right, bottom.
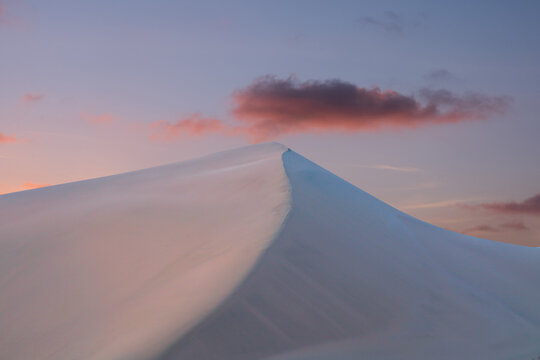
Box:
159, 148, 540, 360
0, 143, 290, 360
1, 143, 539, 360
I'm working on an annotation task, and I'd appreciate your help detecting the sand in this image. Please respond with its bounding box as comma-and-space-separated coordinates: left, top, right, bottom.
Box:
1, 143, 539, 360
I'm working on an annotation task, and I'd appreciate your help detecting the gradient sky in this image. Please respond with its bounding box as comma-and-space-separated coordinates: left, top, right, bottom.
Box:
1, 0, 539, 245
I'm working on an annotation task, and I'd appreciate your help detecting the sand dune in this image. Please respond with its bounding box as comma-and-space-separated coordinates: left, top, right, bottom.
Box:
0, 143, 290, 360
1, 143, 539, 359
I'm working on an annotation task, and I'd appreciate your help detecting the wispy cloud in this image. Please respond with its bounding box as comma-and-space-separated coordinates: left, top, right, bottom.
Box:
369, 165, 421, 172
425, 69, 458, 84
475, 193, 540, 215
0, 2, 6, 23
332, 163, 421, 172
149, 113, 227, 142
0, 132, 20, 144
399, 182, 439, 191
83, 113, 116, 125
357, 11, 404, 34
462, 220, 529, 235
404, 198, 478, 210
0, 1, 25, 28
463, 224, 499, 234
22, 93, 45, 103
357, 11, 426, 35
500, 221, 528, 231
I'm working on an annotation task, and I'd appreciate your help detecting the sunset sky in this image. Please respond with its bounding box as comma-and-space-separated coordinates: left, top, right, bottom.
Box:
1, 0, 539, 245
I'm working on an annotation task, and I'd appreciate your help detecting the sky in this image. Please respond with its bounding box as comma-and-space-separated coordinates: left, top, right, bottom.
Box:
1, 0, 539, 246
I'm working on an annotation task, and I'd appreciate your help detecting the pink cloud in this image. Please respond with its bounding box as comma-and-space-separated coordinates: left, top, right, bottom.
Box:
0, 132, 20, 144
0, 3, 25, 28
22, 93, 45, 103
150, 113, 226, 142
83, 113, 116, 125
0, 3, 5, 22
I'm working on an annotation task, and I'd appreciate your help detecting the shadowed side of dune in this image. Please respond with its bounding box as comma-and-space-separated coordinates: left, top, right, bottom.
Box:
156, 152, 404, 360
158, 149, 540, 360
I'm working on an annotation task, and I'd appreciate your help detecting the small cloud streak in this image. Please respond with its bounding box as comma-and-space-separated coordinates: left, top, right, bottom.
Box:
369, 165, 420, 172
340, 164, 422, 172
232, 75, 510, 141
357, 11, 404, 34
418, 88, 509, 118
401, 181, 439, 191
357, 11, 426, 35
150, 113, 227, 142
0, 2, 24, 28
0, 3, 6, 23
0, 132, 20, 144
425, 69, 458, 83
463, 224, 499, 234
477, 193, 540, 215
83, 113, 116, 125
500, 221, 528, 231
462, 220, 529, 235
330, 163, 420, 172
404, 198, 477, 210
22, 93, 45, 103
22, 182, 50, 190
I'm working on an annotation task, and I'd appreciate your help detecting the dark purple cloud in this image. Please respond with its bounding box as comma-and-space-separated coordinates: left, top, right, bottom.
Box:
479, 194, 540, 215
139, 76, 511, 143
232, 75, 511, 141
